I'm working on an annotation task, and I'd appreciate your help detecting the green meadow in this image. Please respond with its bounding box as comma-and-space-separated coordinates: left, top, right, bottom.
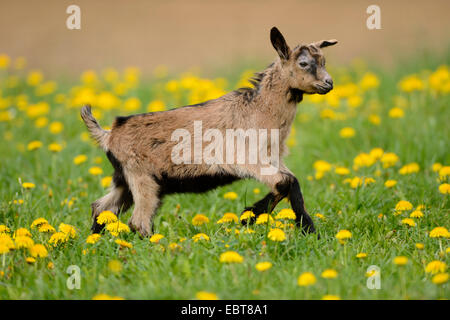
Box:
0, 51, 449, 299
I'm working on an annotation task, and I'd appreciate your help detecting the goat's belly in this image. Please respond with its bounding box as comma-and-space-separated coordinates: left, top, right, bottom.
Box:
154, 172, 240, 196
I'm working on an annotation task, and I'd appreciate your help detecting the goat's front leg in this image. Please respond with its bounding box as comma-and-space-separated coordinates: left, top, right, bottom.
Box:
241, 192, 281, 224
241, 170, 315, 234
287, 175, 315, 234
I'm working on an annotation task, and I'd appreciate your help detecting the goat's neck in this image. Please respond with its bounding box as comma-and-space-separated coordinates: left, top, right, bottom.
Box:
254, 63, 300, 131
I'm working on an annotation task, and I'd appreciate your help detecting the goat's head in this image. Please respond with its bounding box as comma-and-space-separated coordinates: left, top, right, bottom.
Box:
270, 27, 337, 95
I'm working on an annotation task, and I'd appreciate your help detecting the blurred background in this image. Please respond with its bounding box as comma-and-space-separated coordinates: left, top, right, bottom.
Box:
1, 0, 449, 76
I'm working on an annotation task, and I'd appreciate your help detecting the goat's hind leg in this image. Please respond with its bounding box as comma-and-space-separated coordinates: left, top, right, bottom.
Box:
91, 184, 133, 233
126, 172, 161, 237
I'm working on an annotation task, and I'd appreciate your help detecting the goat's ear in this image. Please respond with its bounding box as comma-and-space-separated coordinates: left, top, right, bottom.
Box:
316, 39, 338, 48
270, 27, 291, 60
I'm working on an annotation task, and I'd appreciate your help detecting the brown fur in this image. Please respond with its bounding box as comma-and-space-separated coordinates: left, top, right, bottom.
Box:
81, 27, 337, 237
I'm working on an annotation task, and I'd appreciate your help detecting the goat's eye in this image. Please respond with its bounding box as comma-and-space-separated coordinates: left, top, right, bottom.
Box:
299, 61, 308, 68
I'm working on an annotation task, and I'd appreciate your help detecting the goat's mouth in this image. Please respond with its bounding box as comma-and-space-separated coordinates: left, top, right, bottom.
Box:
314, 83, 333, 94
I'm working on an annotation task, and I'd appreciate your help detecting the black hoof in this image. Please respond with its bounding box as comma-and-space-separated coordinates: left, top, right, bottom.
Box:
240, 207, 257, 226
91, 221, 104, 234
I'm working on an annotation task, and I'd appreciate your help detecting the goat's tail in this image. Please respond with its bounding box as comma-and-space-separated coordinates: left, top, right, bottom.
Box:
80, 105, 109, 150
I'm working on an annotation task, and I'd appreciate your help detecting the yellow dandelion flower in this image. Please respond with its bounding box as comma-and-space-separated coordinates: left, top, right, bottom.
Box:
393, 256, 409, 266
38, 223, 56, 233
22, 182, 35, 189
219, 251, 244, 263
35, 117, 48, 128
322, 295, 341, 300
353, 153, 376, 169
399, 74, 424, 92
255, 214, 274, 225
267, 228, 286, 242
0, 234, 15, 250
92, 294, 124, 300
401, 218, 416, 227
29, 244, 48, 258
105, 221, 130, 237
335, 167, 350, 175
0, 54, 11, 69
89, 166, 103, 176
48, 232, 68, 246
429, 227, 450, 238
297, 272, 316, 287
27, 141, 42, 151
0, 244, 10, 254
73, 154, 87, 165
149, 233, 164, 243
86, 234, 101, 244
192, 233, 210, 242
356, 253, 368, 259
147, 100, 165, 112
439, 183, 450, 195
48, 121, 63, 134
275, 208, 296, 220
255, 262, 273, 272
339, 127, 356, 138
96, 211, 118, 225
335, 230, 352, 243
399, 163, 420, 175
253, 188, 260, 194
217, 212, 238, 224
380, 152, 399, 168
425, 261, 447, 274
0, 225, 10, 234
431, 273, 448, 285
410, 210, 424, 218
196, 291, 218, 300
168, 242, 181, 250
432, 163, 442, 172
47, 262, 54, 269
360, 72, 379, 90
192, 214, 209, 226
389, 107, 404, 118
59, 223, 76, 238
314, 160, 332, 173
48, 143, 63, 152
223, 191, 238, 200
27, 70, 43, 86
438, 166, 450, 180
240, 210, 255, 221
13, 228, 32, 238
26, 257, 36, 264
369, 148, 384, 160
385, 180, 397, 188
31, 218, 49, 229
415, 243, 424, 250
115, 239, 133, 249
15, 236, 34, 249
101, 176, 112, 188
315, 213, 326, 220
395, 200, 413, 212
321, 269, 338, 279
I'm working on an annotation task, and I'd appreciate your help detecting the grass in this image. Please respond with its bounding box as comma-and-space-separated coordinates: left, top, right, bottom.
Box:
0, 52, 449, 300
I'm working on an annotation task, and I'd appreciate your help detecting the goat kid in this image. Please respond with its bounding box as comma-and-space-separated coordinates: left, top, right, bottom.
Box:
81, 27, 337, 237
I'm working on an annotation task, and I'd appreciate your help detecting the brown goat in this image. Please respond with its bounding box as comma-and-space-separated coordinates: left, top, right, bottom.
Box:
81, 27, 337, 237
